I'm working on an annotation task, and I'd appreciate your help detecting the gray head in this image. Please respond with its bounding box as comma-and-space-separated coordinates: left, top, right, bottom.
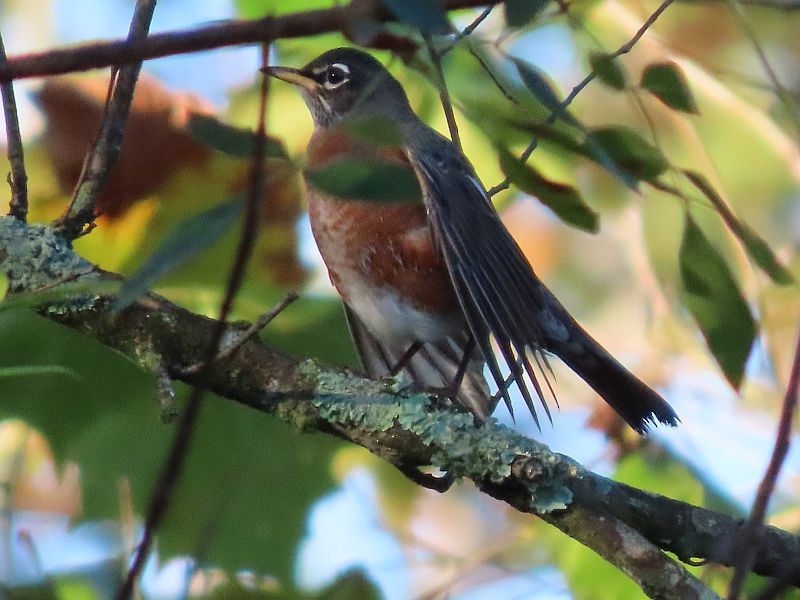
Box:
265, 48, 415, 127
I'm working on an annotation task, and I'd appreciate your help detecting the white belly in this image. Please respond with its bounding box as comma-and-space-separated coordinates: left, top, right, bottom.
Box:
341, 275, 463, 345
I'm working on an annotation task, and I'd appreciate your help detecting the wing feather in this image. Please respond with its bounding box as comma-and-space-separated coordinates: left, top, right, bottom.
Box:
405, 133, 678, 432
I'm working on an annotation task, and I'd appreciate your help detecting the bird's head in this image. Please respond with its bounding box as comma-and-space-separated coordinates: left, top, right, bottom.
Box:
264, 48, 414, 127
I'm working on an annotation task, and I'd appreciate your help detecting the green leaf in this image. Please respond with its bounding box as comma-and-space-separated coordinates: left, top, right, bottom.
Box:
680, 215, 757, 388
511, 57, 579, 127
113, 199, 245, 311
380, 0, 451, 34
306, 159, 422, 203
499, 149, 599, 232
55, 579, 101, 600
188, 114, 287, 159
585, 126, 669, 183
0, 365, 81, 381
641, 62, 699, 114
589, 52, 628, 91
234, 0, 330, 18
683, 170, 793, 285
504, 0, 549, 28
342, 115, 404, 146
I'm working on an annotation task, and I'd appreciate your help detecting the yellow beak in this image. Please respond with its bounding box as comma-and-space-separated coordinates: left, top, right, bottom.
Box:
262, 66, 318, 92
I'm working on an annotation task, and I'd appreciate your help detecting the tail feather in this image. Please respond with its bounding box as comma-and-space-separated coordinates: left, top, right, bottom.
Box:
549, 321, 678, 434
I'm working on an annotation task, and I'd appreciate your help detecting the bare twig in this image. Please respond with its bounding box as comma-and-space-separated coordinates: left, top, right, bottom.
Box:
424, 36, 462, 150
52, 0, 158, 241
727, 326, 800, 599
467, 41, 520, 104
180, 291, 298, 376
727, 0, 800, 143
30, 265, 99, 292
443, 5, 495, 54
487, 0, 675, 196
0, 32, 27, 221
116, 44, 273, 600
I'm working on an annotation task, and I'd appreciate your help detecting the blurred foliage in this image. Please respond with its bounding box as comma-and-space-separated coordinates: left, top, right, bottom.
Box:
1, 0, 799, 598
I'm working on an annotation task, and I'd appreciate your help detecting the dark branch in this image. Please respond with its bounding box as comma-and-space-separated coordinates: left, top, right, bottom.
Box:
52, 0, 157, 241
118, 43, 273, 599
0, 1, 501, 82
424, 35, 462, 150
727, 327, 800, 599
1, 215, 799, 595
0, 30, 28, 221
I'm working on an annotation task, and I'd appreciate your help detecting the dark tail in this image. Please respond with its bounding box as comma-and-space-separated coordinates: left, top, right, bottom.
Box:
546, 311, 679, 434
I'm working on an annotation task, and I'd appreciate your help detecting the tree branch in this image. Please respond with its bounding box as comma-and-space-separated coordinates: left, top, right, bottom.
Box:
0, 30, 28, 221
118, 40, 273, 599
727, 327, 800, 599
52, 0, 157, 240
0, 0, 501, 83
1, 215, 799, 596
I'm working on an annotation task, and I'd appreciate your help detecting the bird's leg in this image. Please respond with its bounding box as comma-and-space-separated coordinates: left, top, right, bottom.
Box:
490, 356, 526, 404
388, 340, 424, 376
426, 335, 476, 409
448, 334, 476, 398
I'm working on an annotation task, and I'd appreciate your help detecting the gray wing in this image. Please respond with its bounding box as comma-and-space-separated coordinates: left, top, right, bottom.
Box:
343, 304, 492, 419
405, 135, 678, 432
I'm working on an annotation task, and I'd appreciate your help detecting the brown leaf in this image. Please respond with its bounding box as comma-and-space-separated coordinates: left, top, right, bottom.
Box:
36, 72, 214, 218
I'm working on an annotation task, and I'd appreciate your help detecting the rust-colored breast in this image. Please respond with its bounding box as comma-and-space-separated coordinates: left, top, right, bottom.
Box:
305, 127, 459, 315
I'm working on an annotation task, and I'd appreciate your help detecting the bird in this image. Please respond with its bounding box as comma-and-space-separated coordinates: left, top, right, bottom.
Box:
264, 47, 678, 434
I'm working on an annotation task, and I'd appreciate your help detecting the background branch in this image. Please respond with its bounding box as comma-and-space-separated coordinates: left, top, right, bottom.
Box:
0, 30, 28, 221
118, 42, 273, 599
0, 0, 501, 82
52, 0, 157, 240
1, 215, 798, 595
727, 327, 800, 599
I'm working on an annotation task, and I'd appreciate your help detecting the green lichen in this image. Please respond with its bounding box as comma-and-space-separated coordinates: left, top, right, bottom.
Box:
0, 217, 106, 312
301, 356, 574, 512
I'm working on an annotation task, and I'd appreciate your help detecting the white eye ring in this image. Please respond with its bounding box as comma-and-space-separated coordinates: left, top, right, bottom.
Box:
322, 63, 350, 90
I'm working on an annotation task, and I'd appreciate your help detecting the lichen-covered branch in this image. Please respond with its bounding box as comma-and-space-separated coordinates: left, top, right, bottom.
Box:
2, 215, 799, 597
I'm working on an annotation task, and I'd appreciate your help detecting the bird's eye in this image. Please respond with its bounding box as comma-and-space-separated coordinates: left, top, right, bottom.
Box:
322, 63, 350, 89
326, 68, 343, 84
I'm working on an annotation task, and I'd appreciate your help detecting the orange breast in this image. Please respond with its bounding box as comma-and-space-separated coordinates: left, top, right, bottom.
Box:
305, 128, 459, 316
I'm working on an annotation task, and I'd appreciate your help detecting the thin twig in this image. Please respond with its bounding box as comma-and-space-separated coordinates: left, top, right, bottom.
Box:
116, 44, 273, 600
439, 5, 519, 104
424, 35, 462, 150
52, 0, 157, 241
726, 0, 800, 144
487, 0, 675, 196
467, 43, 519, 104
0, 32, 27, 221
727, 327, 800, 599
31, 265, 99, 292
180, 291, 298, 376
442, 5, 495, 55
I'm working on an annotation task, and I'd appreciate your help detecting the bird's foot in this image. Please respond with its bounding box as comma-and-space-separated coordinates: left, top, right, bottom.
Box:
395, 463, 454, 493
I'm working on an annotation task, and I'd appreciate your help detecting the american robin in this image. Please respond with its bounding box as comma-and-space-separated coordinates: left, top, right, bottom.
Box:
265, 47, 678, 433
